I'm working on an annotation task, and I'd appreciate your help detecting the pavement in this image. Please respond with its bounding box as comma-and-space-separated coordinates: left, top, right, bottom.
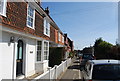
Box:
59, 57, 82, 81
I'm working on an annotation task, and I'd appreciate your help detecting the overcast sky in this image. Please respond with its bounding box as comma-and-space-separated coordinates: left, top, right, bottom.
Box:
42, 2, 118, 50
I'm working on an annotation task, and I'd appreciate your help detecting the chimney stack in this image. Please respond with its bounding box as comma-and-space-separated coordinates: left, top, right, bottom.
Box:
45, 7, 49, 15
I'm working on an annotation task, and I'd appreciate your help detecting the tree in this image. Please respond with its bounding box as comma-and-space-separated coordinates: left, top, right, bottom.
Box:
94, 38, 113, 59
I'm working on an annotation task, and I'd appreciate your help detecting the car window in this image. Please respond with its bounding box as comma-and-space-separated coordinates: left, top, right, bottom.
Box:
82, 54, 94, 60
92, 64, 120, 80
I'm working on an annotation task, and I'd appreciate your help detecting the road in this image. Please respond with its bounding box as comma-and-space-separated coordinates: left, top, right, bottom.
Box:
59, 57, 82, 81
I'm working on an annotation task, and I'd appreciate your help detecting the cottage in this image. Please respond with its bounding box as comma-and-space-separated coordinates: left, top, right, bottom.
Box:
0, 0, 65, 80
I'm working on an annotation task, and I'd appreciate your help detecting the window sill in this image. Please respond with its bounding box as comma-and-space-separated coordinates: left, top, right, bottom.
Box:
0, 13, 7, 17
35, 60, 48, 63
27, 25, 35, 30
44, 33, 50, 37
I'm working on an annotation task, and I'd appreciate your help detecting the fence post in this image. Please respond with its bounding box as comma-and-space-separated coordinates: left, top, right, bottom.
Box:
66, 60, 68, 68
62, 61, 64, 72
54, 65, 58, 80
48, 67, 51, 81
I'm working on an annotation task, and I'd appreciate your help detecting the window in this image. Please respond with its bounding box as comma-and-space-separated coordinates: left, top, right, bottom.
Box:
58, 32, 61, 41
37, 41, 42, 61
44, 41, 49, 60
44, 19, 50, 36
62, 36, 64, 43
27, 4, 35, 28
0, 0, 7, 16
92, 64, 120, 79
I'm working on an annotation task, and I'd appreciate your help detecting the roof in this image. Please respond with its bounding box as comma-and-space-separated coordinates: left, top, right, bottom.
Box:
89, 60, 120, 65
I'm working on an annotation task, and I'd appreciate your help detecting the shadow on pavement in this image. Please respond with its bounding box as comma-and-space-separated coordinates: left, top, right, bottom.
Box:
74, 61, 80, 63
59, 79, 82, 81
68, 65, 80, 70
73, 79, 82, 81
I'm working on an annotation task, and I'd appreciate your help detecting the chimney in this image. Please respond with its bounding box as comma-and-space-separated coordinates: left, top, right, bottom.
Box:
64, 33, 67, 37
45, 7, 49, 15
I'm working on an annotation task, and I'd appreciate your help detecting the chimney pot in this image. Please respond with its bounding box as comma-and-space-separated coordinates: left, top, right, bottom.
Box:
45, 7, 49, 15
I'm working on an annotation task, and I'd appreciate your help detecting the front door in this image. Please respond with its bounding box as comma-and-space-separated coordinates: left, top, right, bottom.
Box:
16, 40, 23, 76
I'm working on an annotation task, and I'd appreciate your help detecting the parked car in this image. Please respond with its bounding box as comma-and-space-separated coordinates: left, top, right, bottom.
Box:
78, 53, 83, 58
80, 53, 95, 67
80, 60, 120, 81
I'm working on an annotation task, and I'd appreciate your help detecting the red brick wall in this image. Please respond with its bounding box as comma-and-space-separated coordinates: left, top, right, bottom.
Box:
50, 25, 55, 42
2, 2, 27, 30
55, 29, 58, 43
1, 2, 50, 40
1, 2, 64, 45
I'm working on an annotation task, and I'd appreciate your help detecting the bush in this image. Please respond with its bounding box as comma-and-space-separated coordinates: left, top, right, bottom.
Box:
49, 47, 65, 67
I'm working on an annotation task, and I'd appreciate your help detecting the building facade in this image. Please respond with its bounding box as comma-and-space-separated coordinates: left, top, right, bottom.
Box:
0, 0, 65, 80
64, 34, 74, 59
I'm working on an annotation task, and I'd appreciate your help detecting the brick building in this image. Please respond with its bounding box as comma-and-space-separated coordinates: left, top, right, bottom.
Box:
0, 0, 65, 79
64, 34, 74, 59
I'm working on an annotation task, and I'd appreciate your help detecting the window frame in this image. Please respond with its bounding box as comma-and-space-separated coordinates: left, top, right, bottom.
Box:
44, 41, 49, 60
44, 18, 50, 37
62, 35, 64, 43
26, 4, 35, 29
36, 41, 42, 62
0, 0, 7, 17
58, 32, 61, 41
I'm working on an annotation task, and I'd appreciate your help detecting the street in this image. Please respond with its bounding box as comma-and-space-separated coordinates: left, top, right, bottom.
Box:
59, 57, 82, 81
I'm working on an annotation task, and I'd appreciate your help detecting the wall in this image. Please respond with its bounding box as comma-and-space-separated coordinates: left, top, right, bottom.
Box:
2, 2, 50, 42
25, 37, 36, 77
0, 30, 36, 79
1, 31, 14, 79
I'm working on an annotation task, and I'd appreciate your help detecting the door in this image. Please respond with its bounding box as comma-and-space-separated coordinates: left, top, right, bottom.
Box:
16, 40, 23, 76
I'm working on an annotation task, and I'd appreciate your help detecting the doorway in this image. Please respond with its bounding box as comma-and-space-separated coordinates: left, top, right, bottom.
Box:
16, 40, 24, 76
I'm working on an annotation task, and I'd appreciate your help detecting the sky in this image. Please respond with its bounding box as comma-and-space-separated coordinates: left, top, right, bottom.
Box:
42, 2, 118, 50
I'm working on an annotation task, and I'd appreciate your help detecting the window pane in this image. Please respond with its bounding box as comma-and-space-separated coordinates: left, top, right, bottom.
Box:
37, 41, 42, 45
27, 5, 34, 28
0, 0, 4, 14
37, 51, 41, 61
37, 41, 42, 61
92, 64, 120, 79
44, 42, 49, 60
0, 1, 2, 13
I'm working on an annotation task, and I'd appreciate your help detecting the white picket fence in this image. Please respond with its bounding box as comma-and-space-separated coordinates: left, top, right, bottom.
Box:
34, 58, 71, 80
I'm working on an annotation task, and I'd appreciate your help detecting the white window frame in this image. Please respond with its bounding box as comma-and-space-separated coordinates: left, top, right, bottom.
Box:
0, 0, 7, 17
36, 41, 42, 62
44, 18, 50, 37
58, 32, 61, 41
62, 35, 64, 43
44, 41, 49, 60
26, 4, 35, 29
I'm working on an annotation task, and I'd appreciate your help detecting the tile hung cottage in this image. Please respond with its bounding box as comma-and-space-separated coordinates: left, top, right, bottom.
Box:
0, 0, 65, 80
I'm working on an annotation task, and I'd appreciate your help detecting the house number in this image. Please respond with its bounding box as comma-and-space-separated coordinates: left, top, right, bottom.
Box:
30, 51, 33, 53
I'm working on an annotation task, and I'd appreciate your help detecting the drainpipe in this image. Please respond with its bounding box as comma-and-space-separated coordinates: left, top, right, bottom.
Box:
12, 42, 16, 79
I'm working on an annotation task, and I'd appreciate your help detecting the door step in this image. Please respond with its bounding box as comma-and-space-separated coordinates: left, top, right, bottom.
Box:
16, 75, 25, 79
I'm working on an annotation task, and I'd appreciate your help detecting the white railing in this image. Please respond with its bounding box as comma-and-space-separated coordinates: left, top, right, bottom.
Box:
34, 58, 72, 80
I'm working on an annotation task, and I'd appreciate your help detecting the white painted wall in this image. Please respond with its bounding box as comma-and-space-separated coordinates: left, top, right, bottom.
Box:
1, 28, 49, 79
0, 31, 36, 79
35, 60, 48, 73
25, 38, 36, 77
0, 31, 14, 79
